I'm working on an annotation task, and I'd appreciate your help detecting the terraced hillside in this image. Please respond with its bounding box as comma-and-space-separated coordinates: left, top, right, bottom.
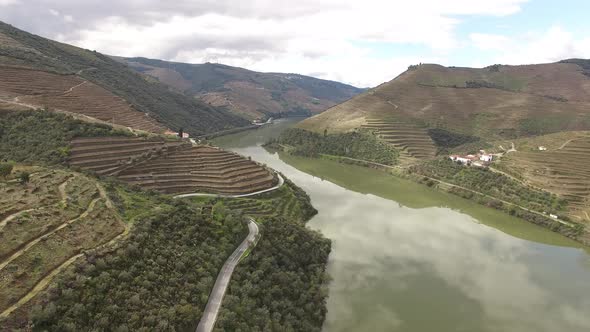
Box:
119, 57, 363, 120
0, 168, 125, 318
69, 137, 278, 195
0, 21, 249, 136
68, 136, 189, 176
361, 118, 437, 160
299, 62, 590, 141
501, 135, 590, 222
221, 182, 311, 222
118, 146, 276, 195
0, 66, 167, 133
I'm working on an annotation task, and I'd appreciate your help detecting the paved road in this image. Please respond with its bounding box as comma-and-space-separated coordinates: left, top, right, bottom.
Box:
175, 174, 284, 199
196, 218, 259, 332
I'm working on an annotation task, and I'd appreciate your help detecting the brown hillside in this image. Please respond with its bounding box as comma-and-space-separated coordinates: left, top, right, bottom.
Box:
0, 21, 250, 136
300, 62, 590, 140
68, 137, 277, 195
0, 66, 167, 133
499, 133, 590, 223
120, 57, 363, 120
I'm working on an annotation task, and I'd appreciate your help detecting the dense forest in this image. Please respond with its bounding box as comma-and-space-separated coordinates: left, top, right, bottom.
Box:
0, 21, 249, 135
0, 110, 130, 164
215, 219, 331, 332
210, 175, 331, 331
30, 201, 247, 331
268, 128, 399, 165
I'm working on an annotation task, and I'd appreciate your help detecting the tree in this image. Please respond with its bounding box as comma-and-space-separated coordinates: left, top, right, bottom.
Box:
18, 171, 30, 185
0, 162, 13, 178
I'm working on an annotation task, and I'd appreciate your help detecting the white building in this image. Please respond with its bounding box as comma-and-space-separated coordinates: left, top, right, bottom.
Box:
480, 154, 493, 162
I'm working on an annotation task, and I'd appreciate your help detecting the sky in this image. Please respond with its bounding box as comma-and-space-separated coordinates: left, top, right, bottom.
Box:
1, 0, 589, 87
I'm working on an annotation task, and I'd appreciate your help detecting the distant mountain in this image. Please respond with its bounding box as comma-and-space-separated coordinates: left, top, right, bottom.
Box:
0, 21, 249, 136
299, 61, 590, 141
117, 57, 364, 120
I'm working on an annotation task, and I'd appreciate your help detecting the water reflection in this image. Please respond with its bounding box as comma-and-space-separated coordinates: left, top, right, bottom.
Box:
215, 122, 590, 332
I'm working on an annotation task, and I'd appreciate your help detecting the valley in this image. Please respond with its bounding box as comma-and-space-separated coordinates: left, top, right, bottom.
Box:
213, 120, 590, 332
1, 7, 590, 332
119, 57, 363, 120
280, 61, 590, 240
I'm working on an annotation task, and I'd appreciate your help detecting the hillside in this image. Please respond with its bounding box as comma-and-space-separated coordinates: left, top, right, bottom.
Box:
0, 110, 329, 331
0, 21, 249, 136
118, 57, 363, 120
291, 60, 590, 224
298, 61, 590, 159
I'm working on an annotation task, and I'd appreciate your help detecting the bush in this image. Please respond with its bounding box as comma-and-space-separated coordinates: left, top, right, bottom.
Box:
18, 171, 30, 185
0, 162, 13, 178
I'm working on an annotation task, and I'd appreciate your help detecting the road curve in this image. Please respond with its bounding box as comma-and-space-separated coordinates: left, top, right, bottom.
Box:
175, 174, 284, 199
196, 218, 259, 332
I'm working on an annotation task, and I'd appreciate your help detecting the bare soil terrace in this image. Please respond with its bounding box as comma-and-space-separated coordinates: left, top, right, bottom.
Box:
0, 66, 167, 133
0, 168, 125, 317
501, 134, 590, 223
68, 137, 278, 195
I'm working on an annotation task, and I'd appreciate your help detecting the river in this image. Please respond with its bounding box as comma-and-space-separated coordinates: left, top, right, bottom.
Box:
213, 119, 590, 332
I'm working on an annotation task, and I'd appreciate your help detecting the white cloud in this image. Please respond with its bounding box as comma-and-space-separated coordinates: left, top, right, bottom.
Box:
1, 0, 532, 86
0, 0, 19, 6
470, 26, 590, 65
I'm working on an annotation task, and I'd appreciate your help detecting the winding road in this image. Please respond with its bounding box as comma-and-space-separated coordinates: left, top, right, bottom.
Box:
173, 174, 282, 331
196, 218, 259, 332
175, 174, 284, 199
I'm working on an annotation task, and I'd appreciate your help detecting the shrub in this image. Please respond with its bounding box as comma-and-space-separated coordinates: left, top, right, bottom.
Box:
0, 162, 13, 178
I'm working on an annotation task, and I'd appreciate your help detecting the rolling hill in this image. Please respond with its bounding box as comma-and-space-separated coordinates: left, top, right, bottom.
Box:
298, 61, 590, 157
117, 57, 364, 120
0, 21, 249, 136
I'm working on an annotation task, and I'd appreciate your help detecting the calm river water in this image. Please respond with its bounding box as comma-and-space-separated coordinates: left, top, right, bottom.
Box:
214, 119, 590, 332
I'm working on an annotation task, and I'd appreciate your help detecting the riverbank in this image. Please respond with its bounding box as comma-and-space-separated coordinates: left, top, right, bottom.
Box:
276, 149, 589, 246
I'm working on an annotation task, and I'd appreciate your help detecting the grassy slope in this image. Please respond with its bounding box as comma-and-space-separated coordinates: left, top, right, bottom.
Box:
119, 57, 363, 120
299, 62, 590, 139
0, 21, 249, 136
